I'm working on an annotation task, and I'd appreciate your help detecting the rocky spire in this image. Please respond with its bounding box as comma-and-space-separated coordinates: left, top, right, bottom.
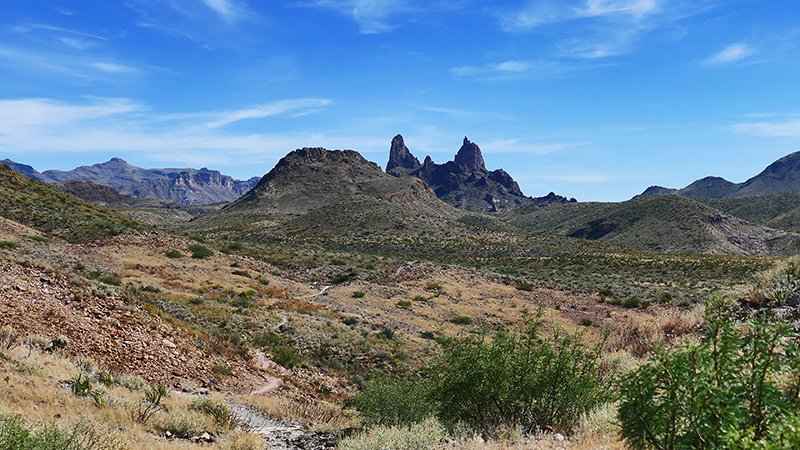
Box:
386, 134, 421, 175
454, 137, 486, 172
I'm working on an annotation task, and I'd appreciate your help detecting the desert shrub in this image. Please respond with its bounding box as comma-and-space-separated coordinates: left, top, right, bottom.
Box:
188, 244, 214, 259
352, 291, 366, 298
396, 300, 412, 310
377, 327, 395, 340
272, 345, 300, 368
28, 236, 51, 244
0, 325, 18, 352
97, 276, 122, 286
342, 317, 359, 326
232, 270, 251, 278
189, 396, 236, 429
353, 376, 436, 427
214, 364, 233, 375
97, 371, 114, 387
449, 315, 473, 325
580, 318, 593, 327
218, 430, 264, 450
516, 282, 534, 292
129, 384, 166, 424
165, 249, 183, 258
425, 282, 442, 292
339, 416, 445, 450
429, 310, 612, 436
156, 411, 205, 439
0, 414, 126, 450
412, 295, 427, 302
251, 331, 282, 349
0, 241, 18, 249
618, 296, 800, 449
752, 256, 800, 306
139, 285, 161, 293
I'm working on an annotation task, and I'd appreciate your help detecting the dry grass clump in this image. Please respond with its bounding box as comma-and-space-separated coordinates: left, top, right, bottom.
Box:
237, 395, 356, 431
610, 306, 703, 358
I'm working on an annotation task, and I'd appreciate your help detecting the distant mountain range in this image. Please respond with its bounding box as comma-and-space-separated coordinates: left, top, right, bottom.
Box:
0, 158, 259, 205
637, 151, 800, 199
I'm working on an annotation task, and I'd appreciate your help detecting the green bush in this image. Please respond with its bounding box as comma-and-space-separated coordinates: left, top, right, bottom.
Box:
618, 296, 800, 449
165, 249, 183, 258
429, 310, 612, 436
353, 376, 436, 427
189, 396, 236, 429
0, 241, 19, 249
272, 345, 301, 368
0, 413, 125, 450
352, 291, 366, 298
188, 244, 214, 259
516, 282, 534, 291
396, 300, 412, 310
449, 315, 473, 325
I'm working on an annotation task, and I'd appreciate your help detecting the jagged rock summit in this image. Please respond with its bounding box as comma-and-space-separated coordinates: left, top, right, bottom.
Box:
386, 134, 421, 176
386, 135, 573, 212
454, 137, 486, 172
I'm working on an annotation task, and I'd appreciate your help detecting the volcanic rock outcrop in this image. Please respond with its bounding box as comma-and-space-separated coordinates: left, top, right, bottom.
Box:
387, 135, 573, 212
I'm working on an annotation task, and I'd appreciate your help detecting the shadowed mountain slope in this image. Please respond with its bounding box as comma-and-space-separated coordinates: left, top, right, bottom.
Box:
505, 195, 798, 256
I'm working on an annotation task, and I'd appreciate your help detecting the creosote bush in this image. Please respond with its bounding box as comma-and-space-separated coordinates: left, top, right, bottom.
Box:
188, 244, 214, 259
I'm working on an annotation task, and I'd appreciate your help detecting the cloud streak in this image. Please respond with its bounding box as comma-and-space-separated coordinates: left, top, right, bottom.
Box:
0, 97, 335, 168
704, 43, 756, 66
301, 0, 412, 33
732, 120, 800, 138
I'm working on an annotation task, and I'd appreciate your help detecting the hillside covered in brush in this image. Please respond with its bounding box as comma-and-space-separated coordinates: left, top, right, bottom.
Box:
0, 164, 143, 243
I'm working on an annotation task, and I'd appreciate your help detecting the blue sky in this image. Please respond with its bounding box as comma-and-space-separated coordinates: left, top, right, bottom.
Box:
1, 0, 799, 201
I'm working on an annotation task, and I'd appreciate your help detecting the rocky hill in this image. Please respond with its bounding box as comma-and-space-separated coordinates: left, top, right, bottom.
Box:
1, 157, 259, 205
636, 151, 800, 199
387, 135, 575, 212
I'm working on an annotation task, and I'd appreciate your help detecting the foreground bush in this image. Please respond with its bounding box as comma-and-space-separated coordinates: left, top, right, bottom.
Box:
356, 310, 612, 436
0, 413, 125, 450
618, 296, 800, 449
430, 311, 612, 435
339, 416, 445, 450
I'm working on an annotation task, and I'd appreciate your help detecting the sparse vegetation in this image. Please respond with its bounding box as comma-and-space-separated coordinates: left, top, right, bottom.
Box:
188, 244, 214, 259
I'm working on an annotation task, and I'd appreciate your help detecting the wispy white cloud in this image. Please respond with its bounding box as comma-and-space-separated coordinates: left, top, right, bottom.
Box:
205, 99, 333, 128
301, 0, 412, 34
91, 62, 137, 73
0, 97, 336, 169
450, 59, 605, 80
201, 0, 247, 21
704, 43, 756, 66
539, 173, 613, 183
480, 139, 591, 155
732, 120, 800, 138
499, 0, 709, 59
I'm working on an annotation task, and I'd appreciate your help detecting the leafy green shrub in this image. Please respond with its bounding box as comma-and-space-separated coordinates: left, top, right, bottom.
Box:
449, 315, 473, 325
272, 345, 301, 368
396, 300, 412, 310
190, 297, 205, 305
429, 311, 612, 435
188, 244, 214, 259
342, 317, 359, 326
165, 249, 183, 258
425, 282, 442, 292
517, 282, 534, 291
28, 236, 50, 244
413, 295, 427, 302
752, 256, 800, 306
232, 270, 251, 278
377, 327, 395, 340
352, 291, 366, 298
580, 318, 593, 327
353, 376, 435, 427
618, 297, 800, 449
